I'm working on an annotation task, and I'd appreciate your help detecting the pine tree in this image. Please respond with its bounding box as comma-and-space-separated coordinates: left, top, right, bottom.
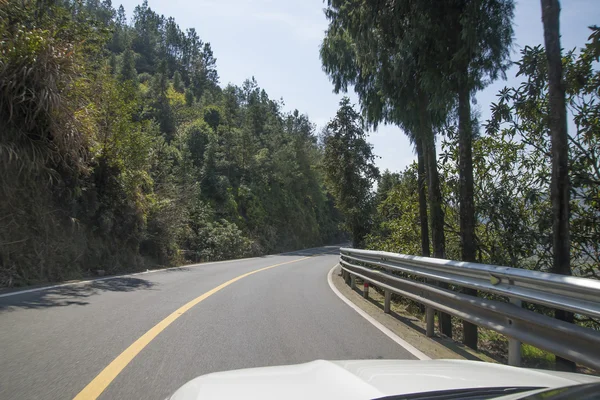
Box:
322, 98, 379, 247
173, 70, 184, 92
119, 48, 138, 84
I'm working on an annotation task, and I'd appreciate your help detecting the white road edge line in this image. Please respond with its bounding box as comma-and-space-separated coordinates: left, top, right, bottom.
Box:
327, 264, 431, 361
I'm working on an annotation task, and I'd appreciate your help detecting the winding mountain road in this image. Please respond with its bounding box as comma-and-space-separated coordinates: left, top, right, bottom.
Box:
0, 246, 417, 399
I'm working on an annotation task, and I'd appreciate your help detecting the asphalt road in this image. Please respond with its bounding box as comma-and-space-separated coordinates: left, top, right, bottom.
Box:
0, 245, 416, 399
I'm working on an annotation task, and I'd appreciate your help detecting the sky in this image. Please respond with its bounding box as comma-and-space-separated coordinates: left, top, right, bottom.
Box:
118, 0, 600, 173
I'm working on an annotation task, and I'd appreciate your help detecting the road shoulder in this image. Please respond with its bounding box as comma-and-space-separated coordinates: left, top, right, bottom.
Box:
330, 265, 497, 362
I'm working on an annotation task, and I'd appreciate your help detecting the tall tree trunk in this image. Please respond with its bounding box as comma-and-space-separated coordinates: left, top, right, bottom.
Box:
418, 90, 452, 337
415, 137, 430, 258
416, 136, 430, 315
458, 83, 478, 350
541, 0, 574, 372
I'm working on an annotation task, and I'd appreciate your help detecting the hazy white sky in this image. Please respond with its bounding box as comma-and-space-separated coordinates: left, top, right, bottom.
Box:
119, 0, 600, 173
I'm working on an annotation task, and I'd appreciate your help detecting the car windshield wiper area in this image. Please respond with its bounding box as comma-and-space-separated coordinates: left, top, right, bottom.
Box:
519, 383, 600, 400
373, 386, 544, 400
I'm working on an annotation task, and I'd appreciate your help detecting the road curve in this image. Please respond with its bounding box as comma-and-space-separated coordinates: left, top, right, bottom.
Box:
0, 246, 416, 400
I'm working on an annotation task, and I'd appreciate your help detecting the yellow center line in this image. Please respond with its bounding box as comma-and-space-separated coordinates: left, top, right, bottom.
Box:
73, 256, 312, 400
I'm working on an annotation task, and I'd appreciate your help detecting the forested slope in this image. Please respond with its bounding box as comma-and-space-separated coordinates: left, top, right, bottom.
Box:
0, 0, 343, 286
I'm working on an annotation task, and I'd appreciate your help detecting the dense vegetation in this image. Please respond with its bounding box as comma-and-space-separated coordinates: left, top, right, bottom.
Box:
0, 0, 344, 287
366, 26, 600, 275
320, 0, 600, 368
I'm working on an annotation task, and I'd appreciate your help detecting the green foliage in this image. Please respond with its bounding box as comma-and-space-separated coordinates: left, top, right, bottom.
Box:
173, 70, 184, 93
108, 5, 128, 53
203, 105, 222, 131
321, 0, 450, 264
109, 53, 117, 75
181, 119, 211, 168
0, 0, 139, 285
119, 48, 138, 84
322, 98, 379, 247
367, 27, 600, 301
138, 72, 152, 84
484, 29, 600, 280
147, 60, 175, 139
366, 165, 421, 255
375, 170, 401, 205
184, 89, 194, 106
0, 0, 343, 287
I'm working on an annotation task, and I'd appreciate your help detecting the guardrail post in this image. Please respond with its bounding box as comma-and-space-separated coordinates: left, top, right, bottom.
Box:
425, 278, 435, 337
426, 307, 435, 337
508, 295, 522, 367
384, 290, 391, 313
339, 247, 600, 371
363, 282, 369, 298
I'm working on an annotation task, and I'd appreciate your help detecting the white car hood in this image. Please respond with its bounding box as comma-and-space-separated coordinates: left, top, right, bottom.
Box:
169, 359, 600, 400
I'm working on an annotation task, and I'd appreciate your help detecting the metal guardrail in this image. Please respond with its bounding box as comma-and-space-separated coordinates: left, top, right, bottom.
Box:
339, 247, 600, 370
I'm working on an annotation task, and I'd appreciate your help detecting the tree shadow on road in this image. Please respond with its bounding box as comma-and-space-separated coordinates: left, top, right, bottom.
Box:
0, 277, 156, 312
